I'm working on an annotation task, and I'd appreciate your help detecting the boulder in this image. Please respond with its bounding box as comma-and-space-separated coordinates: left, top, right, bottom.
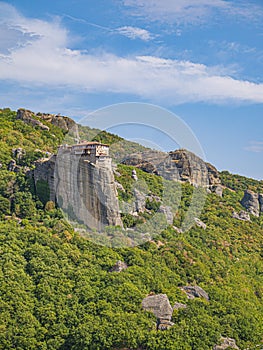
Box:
213, 337, 239, 350
132, 169, 138, 181
173, 302, 187, 310
157, 319, 175, 331
241, 190, 260, 217
110, 260, 128, 273
158, 205, 174, 225
194, 217, 207, 230
211, 185, 223, 197
232, 210, 250, 221
134, 188, 146, 212
181, 286, 209, 301
142, 294, 173, 321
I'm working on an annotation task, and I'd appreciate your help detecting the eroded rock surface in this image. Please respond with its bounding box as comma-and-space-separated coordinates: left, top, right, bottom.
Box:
122, 149, 221, 191
241, 190, 260, 217
173, 302, 187, 311
142, 294, 173, 321
33, 152, 122, 231
194, 217, 207, 230
181, 286, 209, 301
158, 205, 174, 225
213, 337, 239, 350
17, 109, 50, 131
232, 210, 250, 221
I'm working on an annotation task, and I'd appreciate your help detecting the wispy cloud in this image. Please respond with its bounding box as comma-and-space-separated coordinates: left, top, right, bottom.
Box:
121, 0, 263, 25
116, 26, 154, 41
1, 3, 263, 106
244, 141, 263, 153
63, 14, 154, 41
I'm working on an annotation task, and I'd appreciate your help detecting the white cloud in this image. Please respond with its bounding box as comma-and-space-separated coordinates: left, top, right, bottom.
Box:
121, 0, 263, 25
117, 26, 153, 41
1, 2, 263, 106
244, 141, 263, 153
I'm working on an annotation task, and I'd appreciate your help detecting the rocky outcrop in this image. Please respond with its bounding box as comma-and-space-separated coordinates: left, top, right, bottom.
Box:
110, 260, 128, 272
132, 169, 138, 181
211, 185, 223, 197
241, 190, 261, 217
12, 148, 24, 160
158, 205, 174, 225
17, 109, 50, 131
142, 294, 174, 331
134, 189, 147, 213
194, 217, 207, 230
122, 149, 221, 191
33, 152, 122, 231
181, 286, 209, 301
213, 337, 239, 350
8, 159, 20, 172
142, 294, 173, 320
259, 194, 263, 213
232, 210, 250, 221
17, 108, 79, 137
36, 111, 78, 137
173, 302, 187, 311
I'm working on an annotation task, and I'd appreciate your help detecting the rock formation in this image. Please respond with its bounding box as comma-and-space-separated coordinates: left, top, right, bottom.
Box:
142, 294, 174, 331
241, 190, 262, 217
232, 210, 250, 221
110, 260, 128, 273
7, 159, 20, 172
173, 302, 187, 311
36, 112, 78, 134
158, 205, 174, 225
180, 286, 209, 301
213, 337, 239, 350
12, 148, 24, 161
33, 150, 122, 231
122, 149, 221, 192
259, 194, 263, 213
194, 217, 207, 230
17, 109, 50, 131
17, 108, 79, 138
133, 189, 147, 213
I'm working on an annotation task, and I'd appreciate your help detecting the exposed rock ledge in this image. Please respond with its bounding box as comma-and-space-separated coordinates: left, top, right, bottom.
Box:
122, 149, 222, 192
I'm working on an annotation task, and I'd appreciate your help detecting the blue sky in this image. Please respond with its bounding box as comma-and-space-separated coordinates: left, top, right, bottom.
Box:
0, 0, 263, 179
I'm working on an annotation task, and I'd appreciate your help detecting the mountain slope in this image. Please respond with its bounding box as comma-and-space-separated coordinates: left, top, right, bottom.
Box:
0, 108, 262, 350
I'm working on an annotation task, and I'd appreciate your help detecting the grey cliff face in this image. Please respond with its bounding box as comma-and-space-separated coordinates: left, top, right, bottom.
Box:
122, 149, 221, 191
258, 193, 263, 213
33, 152, 122, 231
241, 190, 261, 217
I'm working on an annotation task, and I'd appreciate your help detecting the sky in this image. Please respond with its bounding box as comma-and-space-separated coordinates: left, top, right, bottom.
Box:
0, 0, 263, 179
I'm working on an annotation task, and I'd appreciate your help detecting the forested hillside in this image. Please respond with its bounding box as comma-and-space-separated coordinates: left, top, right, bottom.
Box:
0, 108, 262, 350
